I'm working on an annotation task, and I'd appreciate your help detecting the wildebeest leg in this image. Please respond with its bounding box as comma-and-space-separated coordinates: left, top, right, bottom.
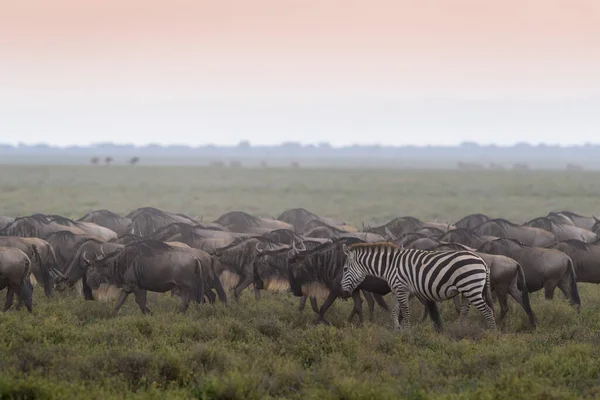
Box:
178, 289, 190, 313
309, 296, 319, 313
361, 290, 376, 321
205, 289, 216, 304
133, 288, 152, 315
316, 291, 337, 325
495, 289, 509, 327
347, 290, 364, 324
113, 289, 130, 314
233, 276, 253, 301
254, 287, 261, 300
544, 281, 557, 300
298, 296, 308, 311
3, 288, 16, 312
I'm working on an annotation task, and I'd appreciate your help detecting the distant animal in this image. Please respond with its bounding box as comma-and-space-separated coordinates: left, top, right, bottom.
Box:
0, 247, 33, 313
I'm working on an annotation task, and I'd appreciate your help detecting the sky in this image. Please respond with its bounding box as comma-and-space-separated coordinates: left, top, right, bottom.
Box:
1, 0, 599, 147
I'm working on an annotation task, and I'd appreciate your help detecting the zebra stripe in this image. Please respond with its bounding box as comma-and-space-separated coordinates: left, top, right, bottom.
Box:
341, 243, 496, 331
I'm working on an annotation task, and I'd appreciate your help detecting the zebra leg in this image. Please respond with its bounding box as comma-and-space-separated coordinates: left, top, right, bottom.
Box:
395, 290, 411, 330
391, 296, 401, 330
468, 294, 497, 330
458, 295, 471, 323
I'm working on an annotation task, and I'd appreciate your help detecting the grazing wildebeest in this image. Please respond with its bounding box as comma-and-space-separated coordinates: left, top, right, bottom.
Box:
546, 240, 600, 284
478, 239, 580, 311
524, 217, 597, 243
213, 211, 294, 234
84, 240, 205, 314
211, 236, 286, 300
454, 213, 490, 230
339, 242, 497, 332
472, 219, 557, 247
277, 208, 350, 234
287, 238, 392, 325
546, 211, 597, 231
0, 247, 33, 313
0, 237, 56, 298
78, 210, 132, 237
166, 242, 227, 304
54, 239, 124, 301
435, 242, 536, 328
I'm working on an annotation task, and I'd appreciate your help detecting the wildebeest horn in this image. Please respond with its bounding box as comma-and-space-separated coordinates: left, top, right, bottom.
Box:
594, 213, 600, 222
297, 240, 306, 251
82, 251, 90, 264
385, 227, 397, 241
52, 268, 66, 279
291, 241, 298, 253
255, 242, 264, 253
100, 245, 106, 257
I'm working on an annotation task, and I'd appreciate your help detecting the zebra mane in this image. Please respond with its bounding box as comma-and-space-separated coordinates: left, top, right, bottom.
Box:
348, 241, 399, 250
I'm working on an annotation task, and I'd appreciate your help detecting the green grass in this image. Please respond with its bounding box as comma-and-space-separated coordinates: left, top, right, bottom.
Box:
2, 165, 600, 399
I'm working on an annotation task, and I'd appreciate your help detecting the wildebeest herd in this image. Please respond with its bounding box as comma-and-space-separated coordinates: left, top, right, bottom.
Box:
1, 208, 599, 333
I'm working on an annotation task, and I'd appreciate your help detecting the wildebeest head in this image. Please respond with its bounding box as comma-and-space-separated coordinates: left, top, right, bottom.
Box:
253, 240, 306, 292
55, 241, 107, 291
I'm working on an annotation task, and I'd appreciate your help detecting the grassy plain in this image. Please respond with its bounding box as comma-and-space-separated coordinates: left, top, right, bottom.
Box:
2, 165, 600, 399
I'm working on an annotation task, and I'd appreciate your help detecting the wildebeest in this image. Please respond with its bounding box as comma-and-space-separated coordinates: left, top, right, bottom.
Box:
166, 241, 227, 304
546, 240, 600, 284
472, 219, 557, 247
287, 238, 391, 324
0, 214, 85, 239
524, 217, 597, 243
78, 209, 133, 237
213, 211, 294, 234
0, 236, 56, 298
478, 239, 580, 310
437, 229, 497, 249
84, 240, 205, 314
546, 211, 597, 231
277, 208, 350, 234
363, 216, 454, 238
109, 234, 144, 245
54, 238, 124, 301
0, 216, 14, 231
303, 219, 358, 234
126, 207, 198, 237
304, 222, 385, 242
45, 231, 105, 273
211, 236, 287, 300
45, 215, 117, 242
0, 247, 33, 313
404, 237, 443, 250
454, 213, 490, 230
435, 242, 536, 328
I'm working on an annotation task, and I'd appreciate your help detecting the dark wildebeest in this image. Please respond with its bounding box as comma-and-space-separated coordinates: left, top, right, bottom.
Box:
78, 209, 132, 237
45, 231, 105, 273
84, 240, 205, 314
524, 217, 597, 243
435, 242, 536, 328
547, 211, 597, 231
151, 223, 239, 243
404, 237, 444, 251
472, 219, 557, 247
0, 237, 56, 298
287, 238, 395, 325
437, 229, 497, 249
304, 222, 385, 242
166, 241, 228, 304
0, 214, 85, 239
213, 211, 294, 234
126, 207, 197, 238
0, 247, 33, 313
212, 236, 286, 300
478, 239, 580, 311
277, 208, 349, 234
546, 240, 600, 284
54, 239, 124, 301
454, 213, 490, 230
303, 219, 358, 234
254, 241, 388, 323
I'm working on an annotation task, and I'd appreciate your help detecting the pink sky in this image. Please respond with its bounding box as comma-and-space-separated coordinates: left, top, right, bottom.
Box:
1, 1, 599, 145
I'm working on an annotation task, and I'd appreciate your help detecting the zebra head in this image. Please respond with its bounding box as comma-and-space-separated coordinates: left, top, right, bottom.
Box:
340, 244, 367, 298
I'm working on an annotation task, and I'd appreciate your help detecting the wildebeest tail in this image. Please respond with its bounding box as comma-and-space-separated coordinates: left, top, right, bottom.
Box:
32, 245, 53, 298
210, 257, 227, 304
567, 257, 581, 310
194, 258, 205, 304
373, 293, 389, 311
515, 262, 536, 328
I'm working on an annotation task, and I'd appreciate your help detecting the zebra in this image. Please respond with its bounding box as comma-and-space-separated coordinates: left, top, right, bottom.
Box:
340, 242, 497, 332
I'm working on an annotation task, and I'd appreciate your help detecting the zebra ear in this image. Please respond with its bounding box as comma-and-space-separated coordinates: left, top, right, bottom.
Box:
342, 244, 350, 256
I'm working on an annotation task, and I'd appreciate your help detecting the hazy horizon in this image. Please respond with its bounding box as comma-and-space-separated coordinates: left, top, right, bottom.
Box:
2, 1, 599, 147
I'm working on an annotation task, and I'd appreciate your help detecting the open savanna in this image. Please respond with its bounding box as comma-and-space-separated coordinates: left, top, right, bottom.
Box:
2, 164, 600, 399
